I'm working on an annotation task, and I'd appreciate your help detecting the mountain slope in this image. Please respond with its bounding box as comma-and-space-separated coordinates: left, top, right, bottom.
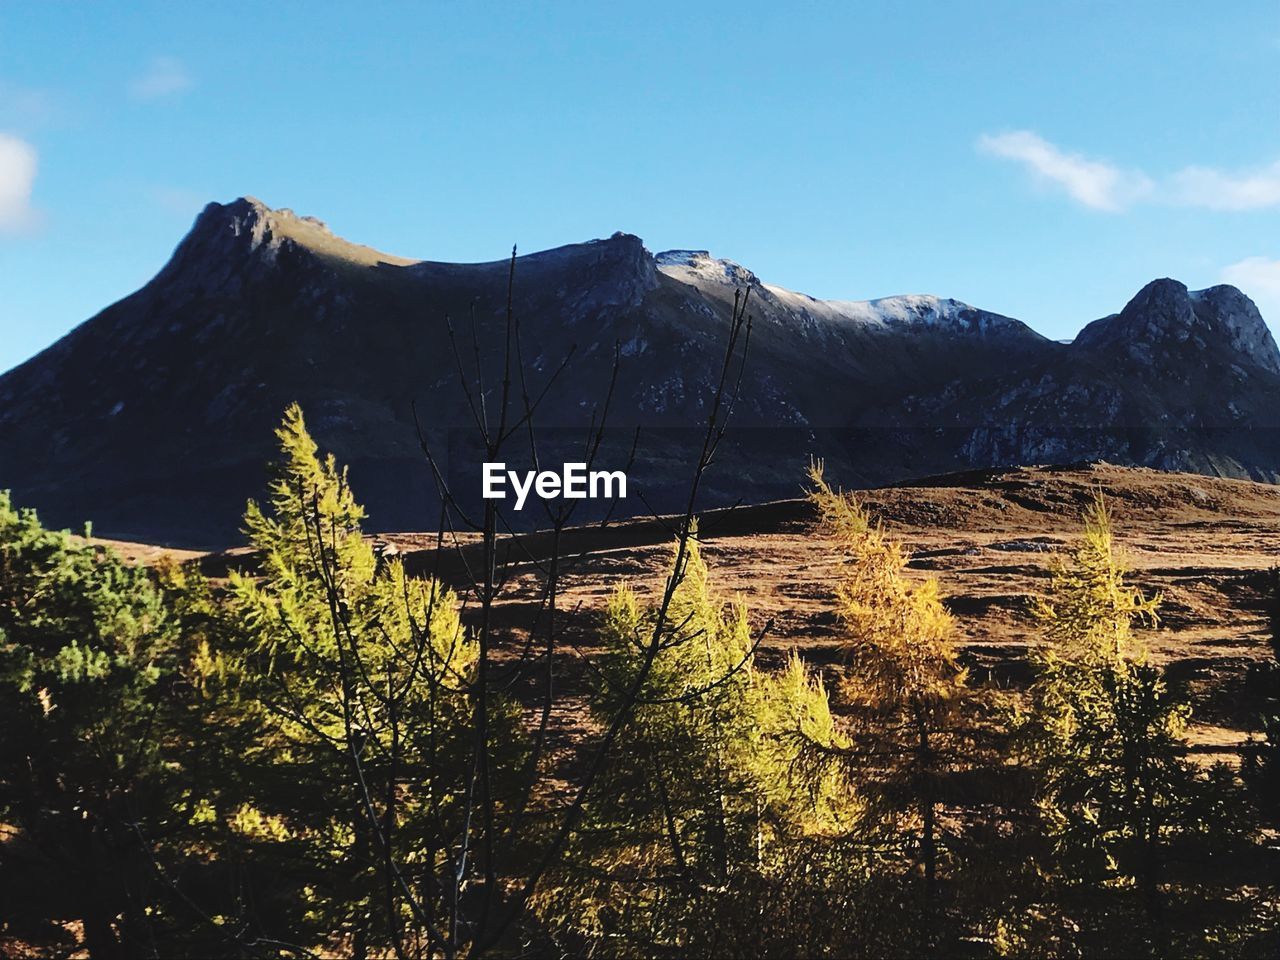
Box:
2, 197, 1278, 546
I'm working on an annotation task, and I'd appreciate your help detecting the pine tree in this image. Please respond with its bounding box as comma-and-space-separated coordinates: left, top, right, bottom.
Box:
0, 491, 186, 956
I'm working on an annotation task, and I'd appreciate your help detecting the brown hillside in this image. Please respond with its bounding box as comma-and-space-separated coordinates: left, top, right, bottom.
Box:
146, 461, 1279, 762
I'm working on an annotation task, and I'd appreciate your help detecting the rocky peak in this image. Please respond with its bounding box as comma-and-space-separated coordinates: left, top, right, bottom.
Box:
149, 197, 415, 304
152, 197, 296, 294
490, 232, 659, 311
594, 232, 659, 299
1072, 278, 1280, 375
655, 249, 760, 290
572, 233, 660, 307
191, 195, 340, 252
583, 232, 657, 282
1190, 284, 1280, 375
1099, 278, 1197, 342
1125, 277, 1196, 326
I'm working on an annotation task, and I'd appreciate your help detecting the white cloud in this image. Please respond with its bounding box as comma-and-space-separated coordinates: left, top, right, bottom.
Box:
1221, 256, 1280, 323
976, 130, 1153, 212
130, 56, 192, 101
0, 133, 38, 233
979, 130, 1280, 214
1170, 161, 1280, 211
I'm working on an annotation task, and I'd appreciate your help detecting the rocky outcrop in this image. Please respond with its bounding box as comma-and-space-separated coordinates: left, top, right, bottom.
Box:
1075, 278, 1280, 375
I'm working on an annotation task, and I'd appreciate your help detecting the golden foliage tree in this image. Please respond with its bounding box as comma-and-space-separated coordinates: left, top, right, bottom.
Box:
217, 405, 502, 954
536, 530, 854, 955
806, 460, 968, 927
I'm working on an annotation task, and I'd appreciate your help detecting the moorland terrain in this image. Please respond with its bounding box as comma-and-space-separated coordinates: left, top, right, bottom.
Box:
98, 461, 1280, 762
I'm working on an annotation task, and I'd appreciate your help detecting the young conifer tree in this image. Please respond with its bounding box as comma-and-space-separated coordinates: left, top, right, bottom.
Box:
805, 461, 968, 933
220, 404, 512, 955
1020, 494, 1192, 925
537, 530, 852, 955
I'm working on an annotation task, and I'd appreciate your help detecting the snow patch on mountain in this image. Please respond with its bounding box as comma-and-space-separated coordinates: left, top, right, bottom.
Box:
656, 250, 758, 289
761, 283, 1029, 336
656, 248, 1033, 339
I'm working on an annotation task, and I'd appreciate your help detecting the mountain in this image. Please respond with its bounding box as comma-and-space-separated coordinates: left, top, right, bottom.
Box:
865, 277, 1280, 481
2, 197, 1279, 547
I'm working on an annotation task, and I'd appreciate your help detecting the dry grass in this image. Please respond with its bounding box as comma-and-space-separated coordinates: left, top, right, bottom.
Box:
185, 462, 1280, 758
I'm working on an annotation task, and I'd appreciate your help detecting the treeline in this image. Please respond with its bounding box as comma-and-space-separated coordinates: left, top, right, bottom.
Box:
1, 408, 1278, 958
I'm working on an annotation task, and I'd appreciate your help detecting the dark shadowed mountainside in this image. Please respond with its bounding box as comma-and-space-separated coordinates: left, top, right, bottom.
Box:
2, 197, 1278, 547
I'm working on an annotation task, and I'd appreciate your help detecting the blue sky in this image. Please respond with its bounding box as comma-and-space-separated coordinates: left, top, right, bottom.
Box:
2, 1, 1279, 372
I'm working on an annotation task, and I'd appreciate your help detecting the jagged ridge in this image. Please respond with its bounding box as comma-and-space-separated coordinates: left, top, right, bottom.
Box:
1, 197, 1278, 546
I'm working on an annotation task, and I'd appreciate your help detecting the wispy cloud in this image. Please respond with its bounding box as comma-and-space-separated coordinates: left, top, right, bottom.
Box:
1170, 161, 1280, 212
130, 56, 193, 101
979, 129, 1280, 214
976, 131, 1153, 212
1221, 256, 1280, 323
0, 132, 38, 234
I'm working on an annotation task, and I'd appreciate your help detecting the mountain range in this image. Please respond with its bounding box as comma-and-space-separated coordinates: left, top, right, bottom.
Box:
2, 197, 1278, 547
